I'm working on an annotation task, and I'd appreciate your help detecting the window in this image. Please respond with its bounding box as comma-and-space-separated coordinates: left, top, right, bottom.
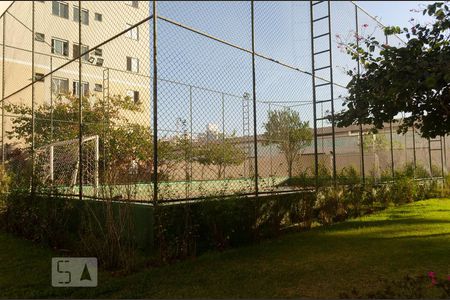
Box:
94, 48, 102, 56
52, 1, 69, 19
125, 24, 139, 40
125, 1, 138, 8
95, 58, 104, 66
94, 13, 102, 22
52, 77, 69, 95
51, 38, 69, 56
73, 6, 89, 25
126, 90, 140, 103
34, 73, 45, 82
94, 84, 103, 92
73, 81, 89, 97
35, 32, 45, 42
73, 43, 89, 61
126, 56, 139, 72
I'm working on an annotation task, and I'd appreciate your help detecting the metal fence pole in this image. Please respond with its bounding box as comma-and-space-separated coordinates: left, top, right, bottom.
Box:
251, 0, 259, 196
94, 135, 99, 197
31, 1, 36, 194
389, 122, 394, 181
78, 0, 83, 200
355, 5, 365, 185
412, 126, 417, 178
222, 92, 225, 179
50, 57, 53, 144
189, 85, 193, 186
428, 138, 432, 178
327, 0, 337, 186
152, 0, 158, 204
1, 15, 5, 166
444, 135, 447, 174
269, 102, 273, 177
440, 136, 445, 178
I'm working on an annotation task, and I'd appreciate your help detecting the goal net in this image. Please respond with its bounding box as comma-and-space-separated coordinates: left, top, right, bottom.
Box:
35, 135, 99, 196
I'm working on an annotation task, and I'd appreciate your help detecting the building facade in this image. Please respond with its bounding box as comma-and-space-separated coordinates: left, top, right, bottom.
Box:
2, 1, 151, 151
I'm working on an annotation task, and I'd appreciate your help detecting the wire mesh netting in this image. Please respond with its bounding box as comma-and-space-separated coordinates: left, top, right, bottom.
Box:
0, 1, 447, 203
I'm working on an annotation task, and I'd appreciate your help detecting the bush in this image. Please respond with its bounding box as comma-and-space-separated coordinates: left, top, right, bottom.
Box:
0, 165, 11, 222
2, 192, 75, 248
341, 184, 366, 217
1, 192, 149, 272
154, 192, 316, 262
314, 187, 347, 225
337, 166, 360, 185
78, 200, 139, 272
396, 162, 430, 179
390, 177, 416, 205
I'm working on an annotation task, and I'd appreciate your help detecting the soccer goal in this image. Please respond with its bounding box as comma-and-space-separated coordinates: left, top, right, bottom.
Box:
35, 135, 99, 196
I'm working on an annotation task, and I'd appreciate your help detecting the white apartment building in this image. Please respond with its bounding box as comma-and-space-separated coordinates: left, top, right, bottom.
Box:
2, 1, 152, 147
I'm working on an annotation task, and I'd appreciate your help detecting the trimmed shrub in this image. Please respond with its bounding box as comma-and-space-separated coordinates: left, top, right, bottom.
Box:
154, 192, 316, 262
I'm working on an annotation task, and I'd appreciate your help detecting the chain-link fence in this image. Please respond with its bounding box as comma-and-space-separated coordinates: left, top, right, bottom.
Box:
0, 1, 447, 203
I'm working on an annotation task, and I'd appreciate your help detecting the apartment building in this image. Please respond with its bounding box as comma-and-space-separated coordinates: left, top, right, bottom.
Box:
2, 1, 151, 147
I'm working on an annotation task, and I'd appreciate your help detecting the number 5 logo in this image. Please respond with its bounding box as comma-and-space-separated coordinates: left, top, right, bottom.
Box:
56, 260, 71, 284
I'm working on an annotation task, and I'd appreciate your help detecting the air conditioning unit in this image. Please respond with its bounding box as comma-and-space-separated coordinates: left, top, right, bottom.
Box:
96, 58, 104, 66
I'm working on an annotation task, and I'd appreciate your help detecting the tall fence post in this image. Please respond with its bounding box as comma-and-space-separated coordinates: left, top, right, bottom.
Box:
269, 102, 273, 177
221, 92, 225, 179
31, 1, 36, 194
428, 138, 433, 178
412, 126, 417, 178
389, 122, 395, 181
152, 0, 158, 204
189, 85, 193, 191
444, 135, 447, 174
1, 15, 5, 166
50, 57, 53, 144
251, 0, 259, 196
78, 0, 83, 200
94, 135, 99, 197
440, 136, 445, 179
355, 5, 365, 185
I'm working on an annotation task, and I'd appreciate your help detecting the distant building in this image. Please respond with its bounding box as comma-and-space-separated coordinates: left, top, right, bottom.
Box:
2, 1, 151, 150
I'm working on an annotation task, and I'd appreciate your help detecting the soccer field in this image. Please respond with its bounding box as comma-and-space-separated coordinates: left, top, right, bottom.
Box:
74, 176, 290, 201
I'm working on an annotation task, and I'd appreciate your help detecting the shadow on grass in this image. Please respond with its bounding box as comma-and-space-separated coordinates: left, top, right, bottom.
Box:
318, 218, 450, 233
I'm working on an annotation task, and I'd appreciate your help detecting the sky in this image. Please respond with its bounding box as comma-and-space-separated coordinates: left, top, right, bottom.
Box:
0, 1, 438, 137
356, 1, 434, 29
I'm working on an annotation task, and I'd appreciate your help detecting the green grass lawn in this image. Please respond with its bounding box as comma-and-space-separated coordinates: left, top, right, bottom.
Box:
1, 198, 450, 298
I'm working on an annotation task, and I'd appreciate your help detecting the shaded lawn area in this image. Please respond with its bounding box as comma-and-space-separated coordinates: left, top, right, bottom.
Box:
1, 198, 450, 298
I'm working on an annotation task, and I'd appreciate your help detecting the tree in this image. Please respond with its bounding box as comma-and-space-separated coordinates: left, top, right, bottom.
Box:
263, 109, 313, 178
335, 2, 450, 139
5, 93, 140, 146
194, 134, 246, 179
5, 93, 173, 184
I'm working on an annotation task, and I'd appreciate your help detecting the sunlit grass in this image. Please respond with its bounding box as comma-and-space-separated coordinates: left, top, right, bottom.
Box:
1, 198, 449, 298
